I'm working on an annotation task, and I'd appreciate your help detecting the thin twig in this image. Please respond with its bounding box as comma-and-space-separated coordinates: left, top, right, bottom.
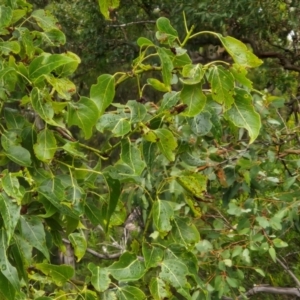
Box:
106, 20, 155, 27
276, 256, 300, 287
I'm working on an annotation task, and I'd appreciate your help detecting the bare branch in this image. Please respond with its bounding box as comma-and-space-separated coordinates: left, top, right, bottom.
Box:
106, 20, 155, 27
62, 238, 123, 260
276, 256, 300, 287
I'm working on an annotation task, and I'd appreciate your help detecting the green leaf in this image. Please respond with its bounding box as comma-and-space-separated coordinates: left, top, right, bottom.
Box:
176, 172, 207, 197
4, 109, 25, 130
0, 228, 20, 290
44, 75, 76, 100
0, 269, 15, 300
206, 65, 235, 108
116, 286, 146, 300
120, 139, 146, 175
69, 232, 87, 262
31, 87, 54, 123
5, 145, 32, 167
0, 41, 20, 55
90, 74, 115, 116
158, 91, 180, 112
88, 263, 111, 292
269, 247, 276, 263
108, 252, 145, 281
153, 200, 175, 235
126, 100, 147, 123
157, 48, 173, 87
20, 216, 49, 260
154, 128, 177, 161
180, 84, 206, 117
137, 37, 154, 47
68, 97, 99, 139
180, 64, 205, 85
98, 0, 120, 20
254, 268, 265, 277
142, 243, 164, 269
33, 129, 57, 162
0, 6, 12, 29
149, 277, 171, 300
156, 17, 178, 39
147, 78, 170, 92
54, 51, 81, 77
112, 118, 131, 137
218, 34, 263, 68
273, 238, 288, 248
104, 176, 121, 229
31, 9, 59, 31
190, 111, 212, 136
38, 178, 79, 219
39, 29, 66, 46
225, 88, 261, 143
230, 64, 253, 89
0, 192, 20, 243
160, 259, 191, 299
171, 216, 200, 246
2, 170, 24, 204
29, 53, 78, 81
35, 263, 74, 286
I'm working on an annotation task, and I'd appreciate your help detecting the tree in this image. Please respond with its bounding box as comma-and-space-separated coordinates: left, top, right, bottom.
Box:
0, 0, 300, 299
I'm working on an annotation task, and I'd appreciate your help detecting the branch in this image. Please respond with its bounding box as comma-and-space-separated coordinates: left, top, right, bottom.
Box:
62, 238, 123, 259
222, 286, 300, 300
106, 20, 155, 27
276, 256, 300, 287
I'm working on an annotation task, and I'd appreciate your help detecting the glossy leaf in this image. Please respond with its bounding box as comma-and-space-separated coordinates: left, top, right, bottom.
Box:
156, 17, 178, 41
225, 88, 261, 143
0, 6, 12, 29
160, 259, 191, 299
154, 128, 177, 161
218, 34, 263, 68
149, 277, 171, 300
88, 263, 111, 292
31, 87, 54, 123
153, 200, 175, 235
120, 139, 146, 175
158, 91, 180, 112
68, 97, 99, 139
180, 84, 206, 116
0, 41, 20, 55
0, 228, 20, 290
171, 216, 200, 246
31, 9, 59, 31
137, 37, 154, 47
142, 243, 164, 269
29, 54, 78, 81
98, 0, 120, 20
147, 78, 170, 92
108, 252, 145, 281
33, 129, 57, 162
126, 100, 147, 123
207, 65, 235, 108
190, 111, 212, 136
5, 146, 32, 167
104, 176, 121, 229
69, 232, 87, 262
2, 170, 24, 204
44, 75, 76, 100
35, 263, 74, 286
180, 64, 205, 85
157, 48, 173, 87
116, 286, 146, 300
0, 192, 20, 242
90, 74, 115, 116
20, 216, 49, 260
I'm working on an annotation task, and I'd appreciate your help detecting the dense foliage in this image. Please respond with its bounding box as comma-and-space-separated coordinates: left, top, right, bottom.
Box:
0, 0, 300, 299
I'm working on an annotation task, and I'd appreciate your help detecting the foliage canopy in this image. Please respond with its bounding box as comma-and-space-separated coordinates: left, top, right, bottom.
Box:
0, 0, 300, 300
